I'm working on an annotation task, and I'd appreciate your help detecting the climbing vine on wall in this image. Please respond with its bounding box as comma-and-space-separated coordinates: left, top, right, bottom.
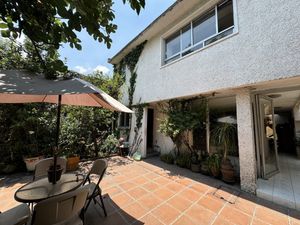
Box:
134, 101, 148, 130
113, 41, 147, 108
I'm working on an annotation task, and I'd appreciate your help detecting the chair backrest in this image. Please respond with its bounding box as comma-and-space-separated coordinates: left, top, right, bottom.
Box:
31, 186, 89, 225
33, 157, 67, 181
86, 159, 108, 185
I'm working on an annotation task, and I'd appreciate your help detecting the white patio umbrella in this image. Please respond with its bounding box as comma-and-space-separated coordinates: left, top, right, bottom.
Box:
0, 70, 133, 183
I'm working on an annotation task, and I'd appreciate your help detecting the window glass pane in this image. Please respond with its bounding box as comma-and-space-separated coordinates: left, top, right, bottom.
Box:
218, 0, 234, 32
205, 27, 233, 45
165, 31, 180, 59
125, 113, 130, 127
193, 10, 216, 44
120, 113, 125, 127
165, 54, 180, 64
119, 113, 130, 127
181, 24, 191, 51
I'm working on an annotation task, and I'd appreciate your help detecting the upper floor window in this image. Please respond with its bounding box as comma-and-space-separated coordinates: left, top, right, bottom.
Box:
164, 0, 234, 65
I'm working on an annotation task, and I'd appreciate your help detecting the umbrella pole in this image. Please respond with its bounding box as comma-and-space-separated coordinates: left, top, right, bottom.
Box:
53, 95, 62, 184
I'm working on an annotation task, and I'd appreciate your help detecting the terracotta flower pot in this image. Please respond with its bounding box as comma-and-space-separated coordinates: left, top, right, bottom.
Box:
221, 159, 235, 183
66, 155, 80, 171
210, 166, 220, 178
201, 162, 209, 175
191, 163, 201, 173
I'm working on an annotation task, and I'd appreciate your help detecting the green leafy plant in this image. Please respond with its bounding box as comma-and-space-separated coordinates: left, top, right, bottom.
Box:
100, 134, 119, 155
211, 122, 237, 161
175, 152, 191, 168
160, 152, 175, 164
158, 97, 207, 156
207, 153, 221, 175
0, 0, 146, 76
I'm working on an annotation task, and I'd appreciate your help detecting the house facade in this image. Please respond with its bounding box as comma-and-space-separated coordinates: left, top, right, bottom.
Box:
109, 0, 300, 209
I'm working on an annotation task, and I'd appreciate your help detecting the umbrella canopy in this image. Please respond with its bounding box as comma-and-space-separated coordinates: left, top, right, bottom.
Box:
0, 70, 132, 113
0, 70, 132, 184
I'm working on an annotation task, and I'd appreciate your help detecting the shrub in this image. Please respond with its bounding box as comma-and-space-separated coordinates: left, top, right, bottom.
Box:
100, 134, 118, 155
160, 152, 174, 164
175, 152, 191, 168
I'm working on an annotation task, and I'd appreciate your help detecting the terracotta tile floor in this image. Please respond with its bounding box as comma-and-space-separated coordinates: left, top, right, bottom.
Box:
1, 156, 300, 225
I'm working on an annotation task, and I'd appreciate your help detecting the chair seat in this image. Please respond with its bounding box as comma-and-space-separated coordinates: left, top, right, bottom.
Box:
0, 203, 30, 225
86, 183, 101, 198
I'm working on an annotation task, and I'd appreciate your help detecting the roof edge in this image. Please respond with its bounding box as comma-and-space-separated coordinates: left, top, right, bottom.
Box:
108, 0, 182, 65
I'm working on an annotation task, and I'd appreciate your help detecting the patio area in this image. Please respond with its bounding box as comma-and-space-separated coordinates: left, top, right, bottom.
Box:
1, 156, 300, 225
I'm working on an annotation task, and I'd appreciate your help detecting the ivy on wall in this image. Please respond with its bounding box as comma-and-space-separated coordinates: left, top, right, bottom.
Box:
113, 41, 147, 108
113, 41, 147, 147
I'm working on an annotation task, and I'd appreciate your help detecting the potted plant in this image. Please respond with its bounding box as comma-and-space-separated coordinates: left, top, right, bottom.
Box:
63, 147, 80, 171
211, 122, 237, 183
175, 152, 191, 169
208, 153, 221, 177
22, 143, 44, 171
190, 151, 201, 173
160, 152, 175, 164
201, 157, 209, 175
47, 164, 63, 183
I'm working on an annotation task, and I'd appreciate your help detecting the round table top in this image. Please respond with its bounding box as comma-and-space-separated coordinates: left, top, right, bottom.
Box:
14, 173, 84, 203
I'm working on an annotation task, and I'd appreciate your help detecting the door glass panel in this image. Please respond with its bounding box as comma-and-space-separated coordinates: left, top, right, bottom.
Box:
259, 97, 279, 177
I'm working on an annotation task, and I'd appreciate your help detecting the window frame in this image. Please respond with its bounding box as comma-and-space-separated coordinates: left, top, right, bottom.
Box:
118, 112, 130, 129
163, 0, 236, 65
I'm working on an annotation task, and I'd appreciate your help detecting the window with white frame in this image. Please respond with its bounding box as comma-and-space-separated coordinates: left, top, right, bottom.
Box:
119, 112, 130, 128
164, 0, 234, 64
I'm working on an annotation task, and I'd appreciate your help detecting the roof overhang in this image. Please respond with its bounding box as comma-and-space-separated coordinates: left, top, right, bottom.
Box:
108, 0, 206, 65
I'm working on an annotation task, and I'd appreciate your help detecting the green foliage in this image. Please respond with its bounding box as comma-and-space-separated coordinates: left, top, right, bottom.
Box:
0, 0, 145, 75
133, 101, 148, 130
59, 72, 122, 157
211, 122, 237, 160
0, 70, 122, 171
160, 152, 174, 164
207, 153, 221, 171
115, 41, 147, 75
113, 41, 147, 109
0, 38, 62, 79
100, 134, 118, 154
158, 97, 207, 156
175, 152, 191, 168
128, 71, 137, 108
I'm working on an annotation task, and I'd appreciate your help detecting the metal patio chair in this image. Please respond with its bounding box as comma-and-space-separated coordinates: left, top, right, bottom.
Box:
0, 203, 30, 225
83, 159, 108, 216
31, 186, 89, 225
33, 157, 67, 181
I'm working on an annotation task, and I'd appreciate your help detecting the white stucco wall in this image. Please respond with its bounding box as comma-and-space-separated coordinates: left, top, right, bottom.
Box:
122, 0, 300, 105
152, 105, 175, 154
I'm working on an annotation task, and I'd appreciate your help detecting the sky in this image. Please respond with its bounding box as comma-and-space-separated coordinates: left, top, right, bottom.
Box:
59, 0, 176, 75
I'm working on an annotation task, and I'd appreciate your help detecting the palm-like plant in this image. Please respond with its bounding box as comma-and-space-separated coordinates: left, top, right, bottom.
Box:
211, 122, 237, 161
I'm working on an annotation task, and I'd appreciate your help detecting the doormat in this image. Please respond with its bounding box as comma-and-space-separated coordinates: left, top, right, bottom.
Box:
211, 185, 240, 204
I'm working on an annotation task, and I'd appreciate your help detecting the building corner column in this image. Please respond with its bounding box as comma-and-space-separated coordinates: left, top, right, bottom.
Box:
236, 90, 257, 194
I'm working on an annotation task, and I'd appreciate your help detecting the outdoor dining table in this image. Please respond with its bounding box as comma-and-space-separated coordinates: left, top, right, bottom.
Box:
14, 173, 85, 203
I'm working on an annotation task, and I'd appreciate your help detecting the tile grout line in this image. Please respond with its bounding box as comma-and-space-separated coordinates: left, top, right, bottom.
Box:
209, 190, 240, 225
171, 187, 214, 225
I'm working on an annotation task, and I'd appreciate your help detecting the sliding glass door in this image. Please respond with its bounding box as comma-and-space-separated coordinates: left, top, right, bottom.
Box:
254, 95, 279, 179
